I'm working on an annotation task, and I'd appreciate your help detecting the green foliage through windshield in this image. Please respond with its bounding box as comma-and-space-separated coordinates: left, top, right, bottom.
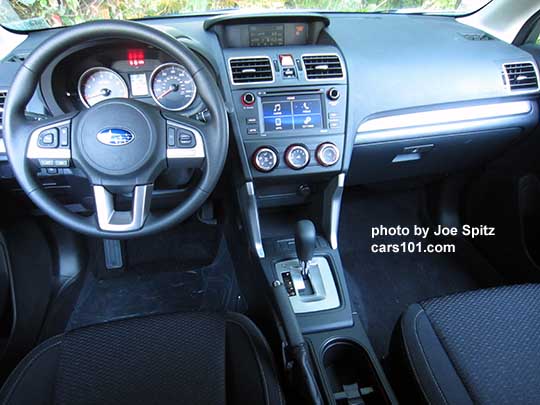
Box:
0, 0, 491, 31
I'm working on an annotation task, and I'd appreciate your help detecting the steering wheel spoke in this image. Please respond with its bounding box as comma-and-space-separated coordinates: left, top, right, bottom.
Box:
165, 118, 205, 169
93, 184, 153, 232
25, 114, 75, 170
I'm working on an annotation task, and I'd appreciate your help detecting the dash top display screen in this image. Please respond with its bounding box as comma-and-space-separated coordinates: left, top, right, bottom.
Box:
262, 94, 323, 132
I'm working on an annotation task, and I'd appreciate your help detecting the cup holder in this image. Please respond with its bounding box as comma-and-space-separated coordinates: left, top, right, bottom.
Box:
323, 339, 389, 404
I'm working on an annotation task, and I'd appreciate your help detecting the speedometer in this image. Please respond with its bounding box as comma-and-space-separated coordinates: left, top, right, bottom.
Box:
78, 67, 128, 108
150, 63, 197, 111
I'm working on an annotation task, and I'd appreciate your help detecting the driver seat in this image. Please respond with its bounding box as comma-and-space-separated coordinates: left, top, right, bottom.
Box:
0, 312, 284, 405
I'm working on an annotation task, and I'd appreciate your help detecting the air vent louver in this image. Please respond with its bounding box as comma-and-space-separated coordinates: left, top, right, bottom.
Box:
229, 57, 273, 84
302, 54, 344, 80
503, 62, 538, 92
0, 90, 7, 130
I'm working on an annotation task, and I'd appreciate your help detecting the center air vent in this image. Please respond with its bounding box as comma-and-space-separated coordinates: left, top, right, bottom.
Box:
229, 57, 274, 84
0, 90, 7, 130
503, 62, 539, 92
302, 54, 344, 80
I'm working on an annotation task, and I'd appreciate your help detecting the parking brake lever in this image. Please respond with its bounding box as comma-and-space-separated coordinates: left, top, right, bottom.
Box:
272, 280, 323, 405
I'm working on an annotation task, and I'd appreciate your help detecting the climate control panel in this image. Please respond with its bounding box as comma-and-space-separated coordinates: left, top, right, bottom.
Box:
250, 139, 342, 175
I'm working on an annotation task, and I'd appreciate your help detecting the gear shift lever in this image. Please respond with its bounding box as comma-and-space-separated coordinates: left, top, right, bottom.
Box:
295, 220, 316, 277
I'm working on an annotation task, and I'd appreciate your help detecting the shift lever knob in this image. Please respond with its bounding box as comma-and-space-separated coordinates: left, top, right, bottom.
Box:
295, 220, 316, 276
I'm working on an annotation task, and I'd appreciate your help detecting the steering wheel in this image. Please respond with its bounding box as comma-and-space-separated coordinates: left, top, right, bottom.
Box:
4, 20, 229, 239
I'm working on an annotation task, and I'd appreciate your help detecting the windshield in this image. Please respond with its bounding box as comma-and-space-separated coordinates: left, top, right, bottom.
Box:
1, 0, 492, 31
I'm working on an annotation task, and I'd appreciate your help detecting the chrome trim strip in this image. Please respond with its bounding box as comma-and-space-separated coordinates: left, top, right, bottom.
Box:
227, 56, 275, 86
0, 138, 5, 154
239, 181, 265, 259
355, 101, 533, 144
94, 184, 153, 232
300, 53, 346, 82
322, 173, 345, 250
27, 120, 71, 159
166, 121, 205, 159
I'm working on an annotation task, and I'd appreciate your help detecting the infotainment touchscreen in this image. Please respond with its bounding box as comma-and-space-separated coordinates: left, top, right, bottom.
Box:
262, 94, 323, 132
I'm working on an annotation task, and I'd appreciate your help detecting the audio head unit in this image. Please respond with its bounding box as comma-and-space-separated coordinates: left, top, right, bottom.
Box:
234, 85, 346, 139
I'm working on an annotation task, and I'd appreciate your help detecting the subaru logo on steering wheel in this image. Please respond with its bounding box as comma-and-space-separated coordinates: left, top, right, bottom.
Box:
97, 128, 135, 146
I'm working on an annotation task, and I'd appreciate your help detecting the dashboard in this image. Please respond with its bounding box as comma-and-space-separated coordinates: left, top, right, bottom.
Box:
0, 11, 539, 196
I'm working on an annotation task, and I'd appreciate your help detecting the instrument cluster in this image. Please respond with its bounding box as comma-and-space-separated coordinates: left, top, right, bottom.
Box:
48, 44, 204, 116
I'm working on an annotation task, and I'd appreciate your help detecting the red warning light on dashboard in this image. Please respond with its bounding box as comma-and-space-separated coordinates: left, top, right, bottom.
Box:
128, 49, 145, 67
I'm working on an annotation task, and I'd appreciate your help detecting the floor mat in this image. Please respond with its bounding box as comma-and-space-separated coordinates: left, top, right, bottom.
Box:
68, 236, 245, 330
339, 187, 505, 359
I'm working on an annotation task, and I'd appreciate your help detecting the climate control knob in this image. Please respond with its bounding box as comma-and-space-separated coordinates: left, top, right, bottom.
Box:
253, 147, 278, 172
285, 145, 310, 170
316, 143, 340, 167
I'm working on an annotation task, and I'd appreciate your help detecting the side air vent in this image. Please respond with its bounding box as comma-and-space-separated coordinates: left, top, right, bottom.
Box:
302, 54, 344, 80
229, 57, 274, 84
503, 62, 539, 92
0, 90, 7, 130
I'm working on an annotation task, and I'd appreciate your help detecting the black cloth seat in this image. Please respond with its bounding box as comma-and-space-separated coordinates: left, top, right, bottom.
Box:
396, 284, 540, 405
0, 312, 284, 405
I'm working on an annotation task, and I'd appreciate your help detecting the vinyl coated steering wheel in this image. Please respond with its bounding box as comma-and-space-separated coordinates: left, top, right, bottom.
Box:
4, 20, 229, 238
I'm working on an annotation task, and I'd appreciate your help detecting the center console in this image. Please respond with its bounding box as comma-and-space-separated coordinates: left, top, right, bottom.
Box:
206, 13, 397, 404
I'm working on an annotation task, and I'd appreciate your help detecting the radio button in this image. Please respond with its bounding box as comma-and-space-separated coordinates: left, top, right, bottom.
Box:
247, 127, 259, 135
241, 92, 256, 106
246, 117, 258, 125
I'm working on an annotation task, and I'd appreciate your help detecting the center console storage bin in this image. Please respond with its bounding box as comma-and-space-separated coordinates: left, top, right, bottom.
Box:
323, 339, 389, 404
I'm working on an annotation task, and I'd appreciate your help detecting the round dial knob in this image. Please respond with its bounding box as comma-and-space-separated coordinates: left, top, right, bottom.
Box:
253, 147, 278, 172
316, 143, 340, 167
241, 92, 256, 106
285, 145, 310, 170
327, 88, 340, 101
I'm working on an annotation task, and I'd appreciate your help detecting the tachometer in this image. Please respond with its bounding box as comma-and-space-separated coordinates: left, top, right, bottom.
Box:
78, 67, 128, 108
150, 63, 197, 111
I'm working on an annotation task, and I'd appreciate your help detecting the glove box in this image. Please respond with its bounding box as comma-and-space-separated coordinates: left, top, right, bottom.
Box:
347, 127, 523, 184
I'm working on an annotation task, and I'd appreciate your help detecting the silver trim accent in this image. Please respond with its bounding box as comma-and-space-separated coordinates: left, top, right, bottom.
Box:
78, 67, 129, 108
316, 142, 340, 167
285, 145, 310, 169
355, 100, 533, 144
301, 53, 346, 82
228, 56, 275, 86
93, 184, 153, 232
149, 62, 197, 112
0, 138, 5, 154
322, 173, 345, 250
502, 61, 540, 95
239, 182, 265, 258
166, 121, 205, 159
277, 257, 340, 314
27, 120, 71, 159
253, 147, 278, 172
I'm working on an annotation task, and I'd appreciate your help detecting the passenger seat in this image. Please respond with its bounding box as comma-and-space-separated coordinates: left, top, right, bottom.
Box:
394, 284, 540, 405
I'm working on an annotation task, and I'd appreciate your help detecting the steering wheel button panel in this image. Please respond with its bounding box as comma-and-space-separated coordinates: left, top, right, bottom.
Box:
166, 121, 204, 160
27, 120, 72, 162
